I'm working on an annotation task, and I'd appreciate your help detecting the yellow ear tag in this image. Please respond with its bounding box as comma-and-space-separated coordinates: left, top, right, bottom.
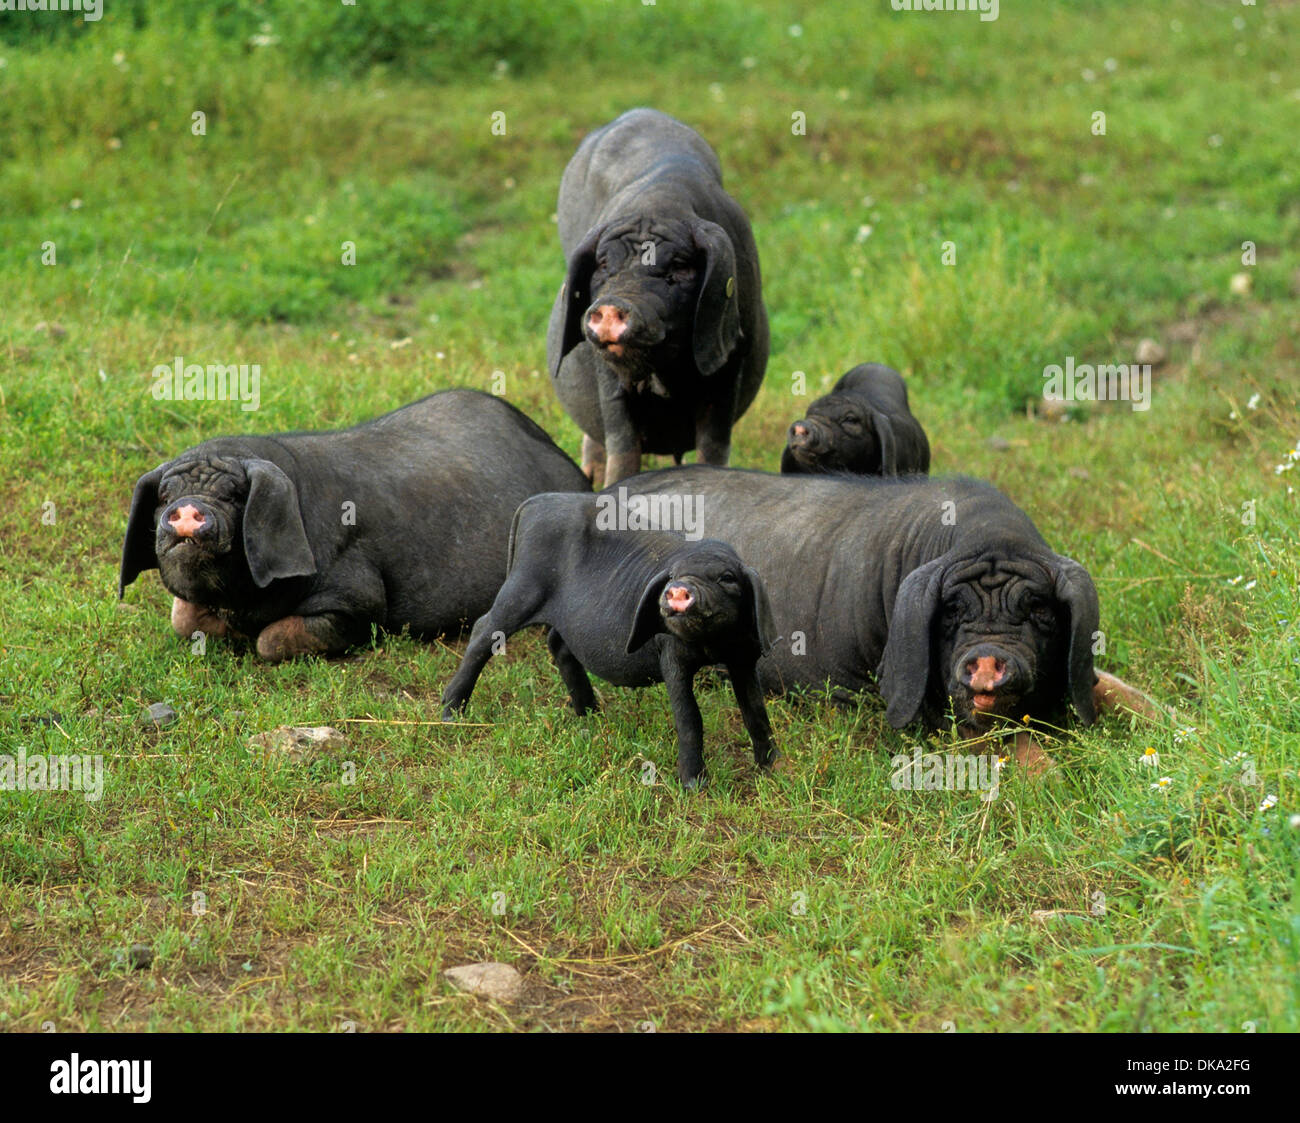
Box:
725, 276, 735, 298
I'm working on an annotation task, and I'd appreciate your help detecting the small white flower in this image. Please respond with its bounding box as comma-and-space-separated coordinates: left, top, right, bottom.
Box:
788, 24, 803, 37
1247, 393, 1261, 410
1082, 69, 1096, 82
1139, 747, 1160, 768
1289, 814, 1300, 830
1260, 794, 1278, 811
1103, 58, 1118, 72
855, 224, 874, 243
1244, 580, 1257, 591
1227, 575, 1244, 586
741, 57, 757, 70
1152, 776, 1173, 791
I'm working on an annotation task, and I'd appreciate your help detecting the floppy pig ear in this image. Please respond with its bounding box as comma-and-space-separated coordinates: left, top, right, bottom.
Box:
553, 223, 604, 378
242, 459, 317, 588
1052, 553, 1101, 725
119, 463, 168, 597
742, 565, 777, 653
626, 568, 671, 654
690, 219, 740, 376
877, 557, 947, 727
870, 410, 899, 475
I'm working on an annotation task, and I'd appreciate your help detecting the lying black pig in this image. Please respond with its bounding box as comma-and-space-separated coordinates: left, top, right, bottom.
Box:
440, 491, 778, 788
118, 390, 590, 660
781, 363, 930, 476
611, 466, 1168, 770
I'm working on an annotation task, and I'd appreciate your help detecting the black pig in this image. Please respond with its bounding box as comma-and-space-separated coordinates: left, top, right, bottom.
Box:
118, 390, 590, 660
609, 466, 1166, 763
782, 363, 930, 477
441, 492, 778, 788
546, 108, 769, 486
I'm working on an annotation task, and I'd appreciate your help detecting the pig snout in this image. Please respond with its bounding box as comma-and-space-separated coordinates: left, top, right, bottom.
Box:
166, 502, 209, 539
957, 647, 1025, 712
663, 583, 695, 614
587, 302, 630, 351
787, 419, 823, 451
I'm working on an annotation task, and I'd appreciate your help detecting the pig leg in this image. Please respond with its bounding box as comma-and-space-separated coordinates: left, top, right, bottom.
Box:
1093, 670, 1174, 721
256, 567, 386, 661
581, 434, 607, 490
172, 598, 229, 639
545, 628, 598, 715
256, 612, 364, 661
694, 399, 733, 466
727, 661, 778, 768
597, 365, 642, 483
659, 653, 706, 788
1010, 731, 1055, 777
441, 581, 543, 717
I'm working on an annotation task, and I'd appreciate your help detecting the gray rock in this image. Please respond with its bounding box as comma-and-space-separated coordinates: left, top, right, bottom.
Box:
145, 702, 177, 728
443, 961, 523, 1003
985, 435, 1011, 451
248, 725, 347, 762
1135, 338, 1166, 366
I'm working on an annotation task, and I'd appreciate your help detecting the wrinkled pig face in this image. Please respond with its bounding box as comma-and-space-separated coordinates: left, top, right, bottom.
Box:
785, 393, 881, 473
582, 217, 701, 385
935, 557, 1071, 729
155, 457, 247, 568
878, 550, 1099, 732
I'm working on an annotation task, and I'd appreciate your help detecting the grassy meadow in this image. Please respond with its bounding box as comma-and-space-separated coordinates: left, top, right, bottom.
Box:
1, 0, 1298, 1031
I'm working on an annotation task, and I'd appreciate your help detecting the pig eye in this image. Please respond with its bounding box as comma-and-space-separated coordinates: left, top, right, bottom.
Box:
670, 265, 697, 283
1029, 599, 1057, 628
840, 415, 863, 433
718, 572, 739, 586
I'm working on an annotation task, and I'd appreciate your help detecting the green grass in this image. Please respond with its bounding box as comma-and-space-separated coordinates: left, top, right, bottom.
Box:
1, 0, 1298, 1031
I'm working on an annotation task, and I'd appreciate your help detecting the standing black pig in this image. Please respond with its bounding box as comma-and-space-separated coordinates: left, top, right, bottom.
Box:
546, 108, 769, 487
441, 492, 778, 788
118, 390, 590, 660
781, 363, 930, 477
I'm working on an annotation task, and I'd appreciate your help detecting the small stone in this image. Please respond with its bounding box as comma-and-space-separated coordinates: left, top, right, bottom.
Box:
1037, 396, 1068, 421
985, 435, 1012, 451
128, 943, 153, 969
248, 725, 347, 762
1229, 272, 1252, 296
443, 961, 523, 1003
1135, 338, 1166, 366
145, 702, 177, 728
